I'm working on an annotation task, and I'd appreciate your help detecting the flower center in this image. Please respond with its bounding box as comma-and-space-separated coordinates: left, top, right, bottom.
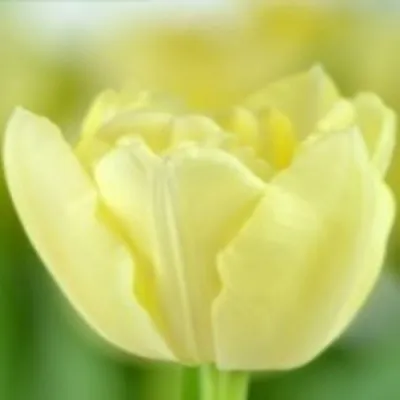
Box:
218, 106, 298, 173
75, 91, 299, 181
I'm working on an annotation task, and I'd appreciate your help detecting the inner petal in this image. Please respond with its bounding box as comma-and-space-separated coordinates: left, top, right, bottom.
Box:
170, 115, 226, 149
98, 111, 174, 153
258, 108, 298, 170
94, 142, 265, 363
244, 65, 340, 139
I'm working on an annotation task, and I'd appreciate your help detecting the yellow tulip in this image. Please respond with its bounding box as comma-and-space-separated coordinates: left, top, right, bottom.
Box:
3, 66, 395, 370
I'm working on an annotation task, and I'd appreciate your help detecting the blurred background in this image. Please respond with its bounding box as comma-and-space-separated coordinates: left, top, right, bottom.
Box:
1, 1, 400, 399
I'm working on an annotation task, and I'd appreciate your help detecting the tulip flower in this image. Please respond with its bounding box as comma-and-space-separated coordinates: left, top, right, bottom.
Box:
3, 66, 395, 399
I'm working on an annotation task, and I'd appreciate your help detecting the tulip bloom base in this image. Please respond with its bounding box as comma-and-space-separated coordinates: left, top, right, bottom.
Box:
199, 365, 249, 400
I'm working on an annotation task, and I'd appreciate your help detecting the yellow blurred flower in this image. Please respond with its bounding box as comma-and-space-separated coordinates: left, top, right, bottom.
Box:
3, 66, 395, 370
93, 4, 340, 112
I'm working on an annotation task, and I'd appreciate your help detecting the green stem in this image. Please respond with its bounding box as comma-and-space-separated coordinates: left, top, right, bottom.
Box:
199, 365, 249, 400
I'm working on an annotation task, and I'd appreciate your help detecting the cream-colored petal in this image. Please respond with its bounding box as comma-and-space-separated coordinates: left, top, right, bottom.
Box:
80, 89, 151, 140
98, 111, 173, 153
80, 90, 121, 140
217, 107, 259, 148
353, 93, 396, 176
316, 99, 355, 134
166, 148, 265, 361
217, 108, 274, 181
76, 90, 154, 166
214, 129, 393, 370
170, 115, 226, 148
95, 142, 199, 360
258, 108, 298, 170
223, 144, 274, 182
244, 65, 339, 138
76, 90, 131, 164
3, 108, 174, 361
95, 144, 265, 362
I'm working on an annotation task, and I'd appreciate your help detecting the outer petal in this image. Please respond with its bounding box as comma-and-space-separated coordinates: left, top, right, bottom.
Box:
80, 89, 151, 140
165, 148, 265, 361
3, 108, 174, 360
76, 90, 152, 166
244, 65, 340, 138
353, 93, 396, 176
214, 129, 394, 370
315, 99, 355, 134
95, 143, 265, 362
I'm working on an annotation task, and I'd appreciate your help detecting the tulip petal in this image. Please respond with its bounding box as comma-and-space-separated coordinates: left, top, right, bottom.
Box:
76, 90, 153, 166
81, 89, 151, 140
171, 115, 226, 148
99, 111, 173, 153
95, 143, 265, 362
316, 99, 355, 134
165, 148, 265, 360
245, 65, 339, 138
214, 129, 394, 370
3, 108, 174, 360
353, 93, 396, 176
